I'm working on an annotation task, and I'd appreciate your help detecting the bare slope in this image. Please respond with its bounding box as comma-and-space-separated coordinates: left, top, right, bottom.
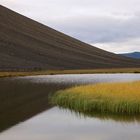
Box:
0, 5, 140, 71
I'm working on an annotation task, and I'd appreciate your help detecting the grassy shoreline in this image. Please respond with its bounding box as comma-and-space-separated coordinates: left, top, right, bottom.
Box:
52, 81, 140, 115
0, 68, 140, 78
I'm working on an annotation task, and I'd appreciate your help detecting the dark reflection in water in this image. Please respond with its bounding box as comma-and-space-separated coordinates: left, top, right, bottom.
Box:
0, 78, 71, 132
63, 107, 140, 123
0, 74, 140, 133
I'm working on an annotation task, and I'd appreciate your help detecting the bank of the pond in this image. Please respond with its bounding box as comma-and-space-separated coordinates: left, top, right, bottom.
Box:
52, 81, 140, 115
0, 68, 140, 78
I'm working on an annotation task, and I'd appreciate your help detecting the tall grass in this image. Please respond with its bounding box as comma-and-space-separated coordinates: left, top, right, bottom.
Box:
52, 81, 140, 115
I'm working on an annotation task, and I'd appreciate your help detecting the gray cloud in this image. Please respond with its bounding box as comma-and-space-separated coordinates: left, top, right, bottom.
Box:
47, 14, 140, 44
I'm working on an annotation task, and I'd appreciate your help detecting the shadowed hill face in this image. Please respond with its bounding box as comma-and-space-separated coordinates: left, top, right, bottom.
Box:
0, 5, 140, 71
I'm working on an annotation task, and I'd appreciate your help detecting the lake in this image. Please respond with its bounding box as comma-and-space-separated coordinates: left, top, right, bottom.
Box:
0, 74, 140, 140
1, 107, 140, 140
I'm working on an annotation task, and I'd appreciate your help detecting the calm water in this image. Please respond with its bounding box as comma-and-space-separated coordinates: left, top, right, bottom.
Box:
1, 74, 140, 140
1, 107, 140, 140
17, 73, 140, 84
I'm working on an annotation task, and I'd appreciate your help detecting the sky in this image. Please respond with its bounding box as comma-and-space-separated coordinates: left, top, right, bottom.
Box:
1, 0, 140, 53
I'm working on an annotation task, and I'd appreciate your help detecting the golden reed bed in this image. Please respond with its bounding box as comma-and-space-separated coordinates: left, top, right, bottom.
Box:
52, 81, 140, 115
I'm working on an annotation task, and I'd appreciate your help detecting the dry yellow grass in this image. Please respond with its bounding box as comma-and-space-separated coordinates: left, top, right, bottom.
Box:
52, 81, 140, 115
0, 68, 140, 78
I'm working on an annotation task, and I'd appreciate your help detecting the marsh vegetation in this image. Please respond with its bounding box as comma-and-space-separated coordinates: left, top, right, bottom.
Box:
52, 81, 140, 115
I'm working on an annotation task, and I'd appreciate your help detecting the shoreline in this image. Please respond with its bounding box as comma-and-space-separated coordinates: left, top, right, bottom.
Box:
0, 68, 140, 78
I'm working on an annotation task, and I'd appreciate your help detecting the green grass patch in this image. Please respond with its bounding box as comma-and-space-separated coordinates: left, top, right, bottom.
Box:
52, 81, 140, 115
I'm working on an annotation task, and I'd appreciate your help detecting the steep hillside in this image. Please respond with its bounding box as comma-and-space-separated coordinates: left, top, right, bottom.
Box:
0, 5, 140, 71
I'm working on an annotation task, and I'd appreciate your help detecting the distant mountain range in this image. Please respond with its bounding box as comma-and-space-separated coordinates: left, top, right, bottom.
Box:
120, 52, 140, 59
0, 5, 140, 71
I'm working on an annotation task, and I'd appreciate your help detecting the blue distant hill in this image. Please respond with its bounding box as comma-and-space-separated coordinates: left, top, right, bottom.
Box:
120, 52, 140, 59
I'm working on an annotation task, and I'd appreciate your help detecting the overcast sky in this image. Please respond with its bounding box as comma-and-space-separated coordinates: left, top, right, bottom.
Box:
1, 0, 140, 53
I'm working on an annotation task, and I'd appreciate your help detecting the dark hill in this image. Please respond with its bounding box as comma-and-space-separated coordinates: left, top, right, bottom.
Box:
0, 5, 140, 71
120, 52, 140, 59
